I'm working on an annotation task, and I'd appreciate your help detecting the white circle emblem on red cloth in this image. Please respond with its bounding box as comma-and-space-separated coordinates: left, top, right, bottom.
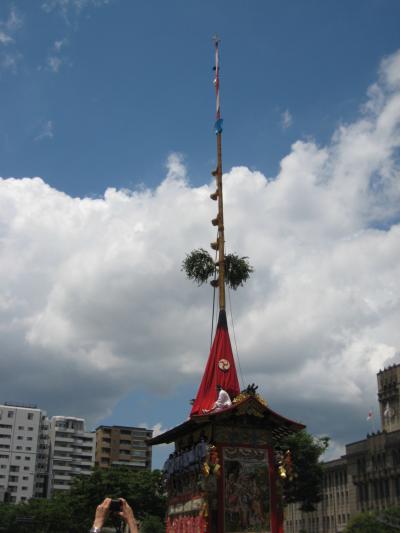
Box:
218, 358, 230, 371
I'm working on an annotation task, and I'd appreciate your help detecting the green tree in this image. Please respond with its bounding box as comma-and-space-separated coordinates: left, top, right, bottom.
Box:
344, 512, 388, 533
0, 468, 166, 533
278, 430, 329, 512
140, 514, 165, 533
67, 468, 166, 530
344, 507, 400, 532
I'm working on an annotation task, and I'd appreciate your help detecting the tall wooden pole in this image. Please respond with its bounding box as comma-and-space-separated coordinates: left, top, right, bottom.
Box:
211, 37, 226, 311
216, 131, 225, 310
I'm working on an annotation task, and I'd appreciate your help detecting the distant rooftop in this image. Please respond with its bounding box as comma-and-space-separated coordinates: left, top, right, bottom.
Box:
378, 362, 400, 374
96, 424, 152, 431
52, 415, 85, 421
3, 401, 38, 409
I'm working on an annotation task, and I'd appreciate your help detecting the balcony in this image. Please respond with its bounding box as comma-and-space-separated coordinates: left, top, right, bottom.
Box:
55, 435, 74, 443
52, 464, 70, 471
72, 459, 93, 467
54, 445, 74, 452
52, 484, 70, 491
112, 459, 146, 467
53, 473, 72, 481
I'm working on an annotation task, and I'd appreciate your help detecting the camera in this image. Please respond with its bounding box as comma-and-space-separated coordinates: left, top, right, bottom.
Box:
110, 499, 122, 513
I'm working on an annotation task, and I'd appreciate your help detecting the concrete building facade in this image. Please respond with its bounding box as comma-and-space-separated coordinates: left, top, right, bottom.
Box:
285, 363, 400, 532
95, 425, 152, 470
0, 403, 48, 503
47, 416, 95, 496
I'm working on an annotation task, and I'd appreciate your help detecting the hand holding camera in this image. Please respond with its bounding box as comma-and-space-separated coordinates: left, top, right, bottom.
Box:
91, 497, 138, 533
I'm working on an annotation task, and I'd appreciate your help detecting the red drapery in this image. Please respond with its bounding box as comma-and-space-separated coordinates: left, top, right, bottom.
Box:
190, 310, 240, 417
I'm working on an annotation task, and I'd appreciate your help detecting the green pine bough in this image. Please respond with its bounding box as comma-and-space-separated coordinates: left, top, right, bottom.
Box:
182, 248, 254, 290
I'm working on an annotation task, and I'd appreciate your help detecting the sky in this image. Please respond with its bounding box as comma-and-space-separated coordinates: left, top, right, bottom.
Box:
1, 0, 400, 469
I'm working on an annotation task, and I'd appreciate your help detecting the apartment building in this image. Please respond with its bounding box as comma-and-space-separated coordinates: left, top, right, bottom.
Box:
285, 362, 400, 532
95, 425, 153, 470
47, 416, 95, 496
0, 402, 48, 503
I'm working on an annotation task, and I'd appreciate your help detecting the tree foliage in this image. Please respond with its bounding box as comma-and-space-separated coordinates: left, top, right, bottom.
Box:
182, 248, 253, 289
182, 249, 215, 285
344, 507, 400, 532
278, 430, 329, 512
0, 468, 166, 532
224, 253, 254, 289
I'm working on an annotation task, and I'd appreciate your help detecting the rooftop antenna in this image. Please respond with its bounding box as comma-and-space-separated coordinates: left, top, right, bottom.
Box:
210, 35, 226, 311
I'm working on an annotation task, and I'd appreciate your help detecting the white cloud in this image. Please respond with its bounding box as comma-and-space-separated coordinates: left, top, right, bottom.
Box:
1, 52, 21, 73
281, 109, 293, 129
34, 120, 54, 141
140, 422, 168, 438
1, 50, 400, 450
0, 31, 13, 45
47, 56, 62, 72
5, 7, 23, 32
53, 38, 67, 51
42, 0, 112, 16
0, 7, 23, 71
44, 39, 68, 73
322, 439, 345, 462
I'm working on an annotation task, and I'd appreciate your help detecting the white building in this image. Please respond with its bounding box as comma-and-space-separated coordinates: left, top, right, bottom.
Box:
47, 416, 95, 496
0, 402, 49, 503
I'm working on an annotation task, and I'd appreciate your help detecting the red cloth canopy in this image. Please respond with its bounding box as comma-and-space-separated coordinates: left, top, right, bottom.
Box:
190, 310, 240, 417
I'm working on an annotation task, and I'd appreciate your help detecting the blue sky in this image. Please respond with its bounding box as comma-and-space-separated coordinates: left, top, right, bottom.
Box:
2, 0, 400, 197
1, 0, 400, 469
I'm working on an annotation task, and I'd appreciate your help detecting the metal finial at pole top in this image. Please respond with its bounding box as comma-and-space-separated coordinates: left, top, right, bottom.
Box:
210, 37, 225, 311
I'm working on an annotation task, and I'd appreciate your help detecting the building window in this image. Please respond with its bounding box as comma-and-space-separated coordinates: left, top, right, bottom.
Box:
395, 477, 400, 497
7, 412, 14, 418
27, 413, 34, 420
18, 426, 24, 430
132, 450, 146, 457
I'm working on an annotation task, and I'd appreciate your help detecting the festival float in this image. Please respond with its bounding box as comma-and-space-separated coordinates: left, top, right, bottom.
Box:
149, 39, 305, 533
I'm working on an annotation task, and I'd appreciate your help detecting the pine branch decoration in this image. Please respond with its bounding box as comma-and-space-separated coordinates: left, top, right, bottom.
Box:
182, 249, 215, 286
182, 248, 253, 290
